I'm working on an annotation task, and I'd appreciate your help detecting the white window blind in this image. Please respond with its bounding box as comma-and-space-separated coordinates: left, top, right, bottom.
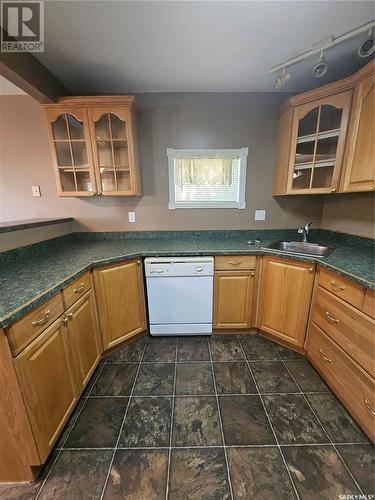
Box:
167, 148, 248, 209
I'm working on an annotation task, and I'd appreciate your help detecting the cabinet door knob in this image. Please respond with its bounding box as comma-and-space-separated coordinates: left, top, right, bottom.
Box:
62, 317, 69, 325
250, 271, 255, 277
308, 268, 314, 273
137, 260, 141, 265
67, 313, 73, 319
331, 187, 337, 192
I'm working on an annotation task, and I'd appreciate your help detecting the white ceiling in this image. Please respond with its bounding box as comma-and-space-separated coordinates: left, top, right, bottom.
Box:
36, 1, 374, 93
0, 75, 26, 95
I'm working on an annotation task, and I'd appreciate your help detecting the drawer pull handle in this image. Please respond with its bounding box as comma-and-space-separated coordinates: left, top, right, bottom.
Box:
73, 283, 85, 294
325, 311, 339, 324
319, 349, 332, 363
62, 317, 68, 325
330, 281, 345, 291
364, 398, 375, 416
228, 261, 241, 265
67, 313, 73, 319
32, 310, 50, 327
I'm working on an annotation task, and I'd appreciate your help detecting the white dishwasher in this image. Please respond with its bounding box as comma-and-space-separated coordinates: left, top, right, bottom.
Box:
145, 256, 214, 336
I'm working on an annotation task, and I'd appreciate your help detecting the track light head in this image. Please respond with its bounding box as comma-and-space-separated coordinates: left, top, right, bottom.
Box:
313, 51, 328, 78
358, 29, 374, 57
275, 67, 292, 89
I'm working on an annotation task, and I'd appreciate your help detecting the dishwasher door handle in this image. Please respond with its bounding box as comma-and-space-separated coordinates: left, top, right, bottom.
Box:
150, 269, 165, 274
196, 267, 204, 273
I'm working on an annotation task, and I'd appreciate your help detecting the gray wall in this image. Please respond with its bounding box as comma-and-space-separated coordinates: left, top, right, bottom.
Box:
0, 93, 325, 232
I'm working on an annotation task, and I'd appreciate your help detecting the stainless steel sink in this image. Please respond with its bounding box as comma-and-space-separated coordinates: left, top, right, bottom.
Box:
264, 241, 335, 257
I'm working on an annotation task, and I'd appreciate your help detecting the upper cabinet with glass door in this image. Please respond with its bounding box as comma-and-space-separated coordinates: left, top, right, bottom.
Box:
44, 97, 142, 197
273, 61, 374, 196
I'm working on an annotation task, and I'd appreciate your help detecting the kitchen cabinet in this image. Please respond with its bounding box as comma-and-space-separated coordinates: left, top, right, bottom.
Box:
341, 61, 375, 192
93, 259, 147, 350
13, 318, 79, 462
44, 96, 142, 197
213, 256, 258, 330
258, 257, 315, 349
64, 289, 103, 391
273, 60, 374, 195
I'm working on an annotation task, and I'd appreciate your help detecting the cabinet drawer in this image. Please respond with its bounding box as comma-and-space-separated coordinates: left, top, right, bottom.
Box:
363, 289, 375, 319
7, 294, 64, 356
312, 286, 374, 376
215, 255, 256, 270
318, 268, 364, 308
306, 322, 375, 442
63, 272, 92, 309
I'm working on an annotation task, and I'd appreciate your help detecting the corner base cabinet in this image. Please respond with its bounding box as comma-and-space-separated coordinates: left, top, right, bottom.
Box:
93, 259, 147, 350
258, 257, 315, 349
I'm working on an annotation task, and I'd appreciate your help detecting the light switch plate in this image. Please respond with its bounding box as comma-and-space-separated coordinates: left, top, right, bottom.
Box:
32, 185, 41, 197
255, 209, 266, 221
128, 211, 136, 223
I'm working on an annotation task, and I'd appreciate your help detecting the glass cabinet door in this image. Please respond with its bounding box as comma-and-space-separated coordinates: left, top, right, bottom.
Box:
49, 110, 96, 195
90, 110, 132, 194
289, 92, 351, 193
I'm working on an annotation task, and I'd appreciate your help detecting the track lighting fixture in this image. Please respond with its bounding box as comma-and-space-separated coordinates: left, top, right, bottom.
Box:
275, 66, 292, 89
313, 51, 328, 78
358, 28, 374, 57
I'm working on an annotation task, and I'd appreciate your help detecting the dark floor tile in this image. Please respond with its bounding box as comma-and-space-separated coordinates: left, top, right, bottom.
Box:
103, 449, 168, 499
240, 335, 279, 360
133, 363, 174, 395
143, 337, 176, 362
285, 360, 329, 392
133, 363, 175, 396
119, 397, 171, 447
38, 450, 112, 500
306, 393, 369, 443
274, 343, 304, 360
210, 337, 244, 361
105, 337, 147, 363
264, 394, 327, 444
214, 361, 256, 394
227, 447, 296, 499
177, 336, 210, 361
172, 396, 222, 446
55, 398, 87, 448
175, 362, 214, 395
64, 398, 127, 448
283, 446, 361, 499
82, 364, 104, 396
251, 361, 299, 394
337, 444, 375, 495
90, 364, 138, 396
219, 395, 275, 445
0, 481, 41, 500
169, 448, 231, 500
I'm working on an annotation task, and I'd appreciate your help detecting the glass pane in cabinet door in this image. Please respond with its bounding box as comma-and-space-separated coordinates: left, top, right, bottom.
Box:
116, 171, 131, 191
295, 140, 315, 165
52, 115, 68, 140
97, 141, 113, 166
315, 135, 338, 162
297, 108, 319, 137
113, 141, 128, 165
76, 171, 93, 192
311, 165, 334, 189
319, 105, 342, 132
55, 142, 72, 166
67, 114, 84, 139
60, 170, 76, 191
100, 169, 116, 192
110, 114, 126, 139
292, 167, 312, 190
95, 114, 110, 139
72, 142, 88, 166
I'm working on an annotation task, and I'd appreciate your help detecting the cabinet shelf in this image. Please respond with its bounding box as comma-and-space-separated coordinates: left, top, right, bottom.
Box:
294, 159, 336, 171
296, 128, 340, 144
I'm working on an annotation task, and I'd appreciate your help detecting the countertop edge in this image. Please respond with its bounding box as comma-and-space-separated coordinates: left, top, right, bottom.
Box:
1, 248, 374, 329
0, 218, 74, 234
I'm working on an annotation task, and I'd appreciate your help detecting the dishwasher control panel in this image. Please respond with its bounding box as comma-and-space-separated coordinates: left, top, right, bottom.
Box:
145, 257, 214, 277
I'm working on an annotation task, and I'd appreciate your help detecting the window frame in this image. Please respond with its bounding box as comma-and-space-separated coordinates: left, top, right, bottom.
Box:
167, 147, 248, 209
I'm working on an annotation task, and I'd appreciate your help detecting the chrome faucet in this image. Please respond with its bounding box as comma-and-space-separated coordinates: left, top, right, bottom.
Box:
298, 221, 315, 243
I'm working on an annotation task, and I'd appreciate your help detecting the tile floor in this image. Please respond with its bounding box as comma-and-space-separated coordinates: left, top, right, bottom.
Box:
1, 334, 374, 500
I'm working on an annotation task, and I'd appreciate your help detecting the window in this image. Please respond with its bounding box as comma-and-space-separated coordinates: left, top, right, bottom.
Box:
167, 148, 248, 209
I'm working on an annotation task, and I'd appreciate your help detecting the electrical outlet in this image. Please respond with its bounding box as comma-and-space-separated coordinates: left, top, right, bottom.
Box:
32, 185, 41, 197
255, 209, 266, 221
128, 212, 136, 223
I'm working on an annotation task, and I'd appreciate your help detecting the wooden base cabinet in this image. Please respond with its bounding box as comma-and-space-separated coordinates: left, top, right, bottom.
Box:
64, 290, 103, 391
14, 318, 79, 462
258, 257, 315, 349
214, 271, 255, 329
93, 259, 147, 350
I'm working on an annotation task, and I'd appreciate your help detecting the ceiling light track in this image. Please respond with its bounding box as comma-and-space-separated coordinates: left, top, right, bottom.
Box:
269, 20, 375, 75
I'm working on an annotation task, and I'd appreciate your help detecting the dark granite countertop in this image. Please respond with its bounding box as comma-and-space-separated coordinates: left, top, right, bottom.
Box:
0, 217, 73, 233
0, 230, 374, 328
